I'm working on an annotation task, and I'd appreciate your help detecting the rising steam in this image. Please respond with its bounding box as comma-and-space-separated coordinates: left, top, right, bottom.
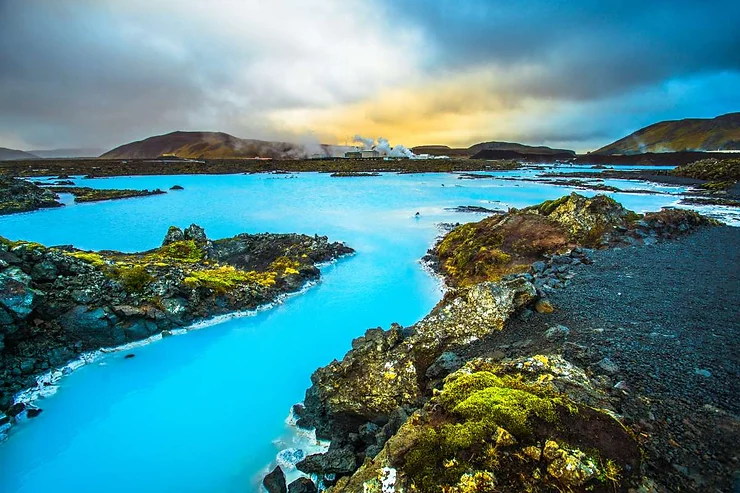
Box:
352, 135, 419, 158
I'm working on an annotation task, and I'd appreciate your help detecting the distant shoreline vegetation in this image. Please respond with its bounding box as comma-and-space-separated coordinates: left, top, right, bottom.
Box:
0, 151, 737, 178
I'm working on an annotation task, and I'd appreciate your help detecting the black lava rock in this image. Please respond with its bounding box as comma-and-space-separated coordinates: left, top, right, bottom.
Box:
263, 466, 287, 493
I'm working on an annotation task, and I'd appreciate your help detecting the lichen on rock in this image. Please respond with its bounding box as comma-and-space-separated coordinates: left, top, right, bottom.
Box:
0, 226, 353, 415
327, 356, 640, 493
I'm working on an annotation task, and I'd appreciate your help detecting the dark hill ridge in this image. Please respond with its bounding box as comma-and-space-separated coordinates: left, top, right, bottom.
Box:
100, 131, 312, 159
412, 141, 575, 158
29, 148, 106, 158
0, 148, 40, 161
595, 112, 740, 155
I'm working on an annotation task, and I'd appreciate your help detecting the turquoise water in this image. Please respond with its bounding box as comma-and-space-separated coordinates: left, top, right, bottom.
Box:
0, 171, 689, 492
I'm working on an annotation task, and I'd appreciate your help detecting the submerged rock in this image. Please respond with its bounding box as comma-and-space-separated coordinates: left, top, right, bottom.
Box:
263, 466, 287, 493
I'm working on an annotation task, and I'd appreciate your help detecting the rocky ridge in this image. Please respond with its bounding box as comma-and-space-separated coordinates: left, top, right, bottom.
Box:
0, 225, 352, 430
279, 194, 717, 493
0, 177, 62, 215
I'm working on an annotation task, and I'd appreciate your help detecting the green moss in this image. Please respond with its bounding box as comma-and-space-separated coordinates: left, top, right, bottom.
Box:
269, 256, 301, 275
440, 371, 558, 436
184, 266, 276, 293
670, 158, 740, 181
402, 370, 569, 491
452, 386, 556, 436
153, 240, 204, 263
47, 186, 165, 203
698, 180, 736, 191
537, 195, 570, 216
116, 265, 154, 292
66, 251, 107, 267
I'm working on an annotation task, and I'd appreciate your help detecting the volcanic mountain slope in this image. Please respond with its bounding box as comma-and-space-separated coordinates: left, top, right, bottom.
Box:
101, 131, 329, 159
595, 112, 740, 155
30, 148, 106, 158
412, 141, 575, 158
0, 148, 40, 161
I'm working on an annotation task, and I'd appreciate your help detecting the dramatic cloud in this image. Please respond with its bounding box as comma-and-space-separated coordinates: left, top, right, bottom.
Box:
0, 0, 422, 149
385, 0, 740, 100
0, 0, 737, 152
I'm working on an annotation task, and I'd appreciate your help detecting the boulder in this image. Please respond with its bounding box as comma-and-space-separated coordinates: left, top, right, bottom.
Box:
160, 297, 188, 320
535, 298, 554, 313
288, 478, 317, 493
60, 305, 124, 346
0, 267, 40, 319
425, 351, 463, 379
123, 319, 158, 340
544, 324, 570, 341
31, 260, 58, 281
184, 224, 207, 244
263, 466, 287, 493
296, 448, 357, 475
358, 422, 380, 445
302, 277, 536, 435
162, 226, 185, 246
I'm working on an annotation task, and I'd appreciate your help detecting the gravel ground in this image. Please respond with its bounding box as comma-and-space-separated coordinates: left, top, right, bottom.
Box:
458, 226, 740, 492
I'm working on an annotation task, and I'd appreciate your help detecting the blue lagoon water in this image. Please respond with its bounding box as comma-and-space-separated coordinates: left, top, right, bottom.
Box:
0, 170, 695, 491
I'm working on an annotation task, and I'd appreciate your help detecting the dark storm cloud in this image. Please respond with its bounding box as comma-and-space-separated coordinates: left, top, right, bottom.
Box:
385, 0, 740, 101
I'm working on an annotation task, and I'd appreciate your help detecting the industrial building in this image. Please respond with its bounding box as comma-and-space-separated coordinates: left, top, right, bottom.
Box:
344, 149, 380, 158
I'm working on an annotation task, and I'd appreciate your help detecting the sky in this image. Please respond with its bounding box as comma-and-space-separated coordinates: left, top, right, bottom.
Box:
0, 0, 738, 153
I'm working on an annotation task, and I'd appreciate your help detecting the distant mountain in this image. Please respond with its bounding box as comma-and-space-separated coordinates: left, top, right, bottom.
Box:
30, 148, 106, 158
412, 141, 575, 158
0, 147, 40, 161
595, 112, 740, 155
101, 131, 346, 159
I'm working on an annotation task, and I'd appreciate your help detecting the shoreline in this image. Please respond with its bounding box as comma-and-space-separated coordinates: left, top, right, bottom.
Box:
0, 227, 355, 438
1, 252, 355, 443
283, 195, 732, 492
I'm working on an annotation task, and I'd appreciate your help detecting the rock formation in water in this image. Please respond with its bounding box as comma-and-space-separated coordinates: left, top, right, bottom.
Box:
0, 225, 353, 420
0, 177, 62, 215
287, 194, 717, 492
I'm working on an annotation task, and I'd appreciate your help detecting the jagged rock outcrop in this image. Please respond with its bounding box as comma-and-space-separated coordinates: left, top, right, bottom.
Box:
263, 466, 287, 493
326, 356, 641, 492
284, 194, 719, 491
0, 177, 62, 215
0, 226, 353, 415
298, 276, 536, 442
431, 192, 717, 286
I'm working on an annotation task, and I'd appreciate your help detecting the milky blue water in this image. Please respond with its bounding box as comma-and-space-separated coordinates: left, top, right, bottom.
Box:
0, 169, 699, 492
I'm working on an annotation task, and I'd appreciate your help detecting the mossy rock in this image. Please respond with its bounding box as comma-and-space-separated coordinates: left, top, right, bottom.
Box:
669, 158, 740, 181
331, 356, 642, 493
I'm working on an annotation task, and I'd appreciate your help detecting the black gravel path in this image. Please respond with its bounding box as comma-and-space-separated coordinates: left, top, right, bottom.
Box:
461, 226, 740, 492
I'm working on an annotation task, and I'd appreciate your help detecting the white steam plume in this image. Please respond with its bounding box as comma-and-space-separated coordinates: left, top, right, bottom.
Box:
352, 135, 420, 158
